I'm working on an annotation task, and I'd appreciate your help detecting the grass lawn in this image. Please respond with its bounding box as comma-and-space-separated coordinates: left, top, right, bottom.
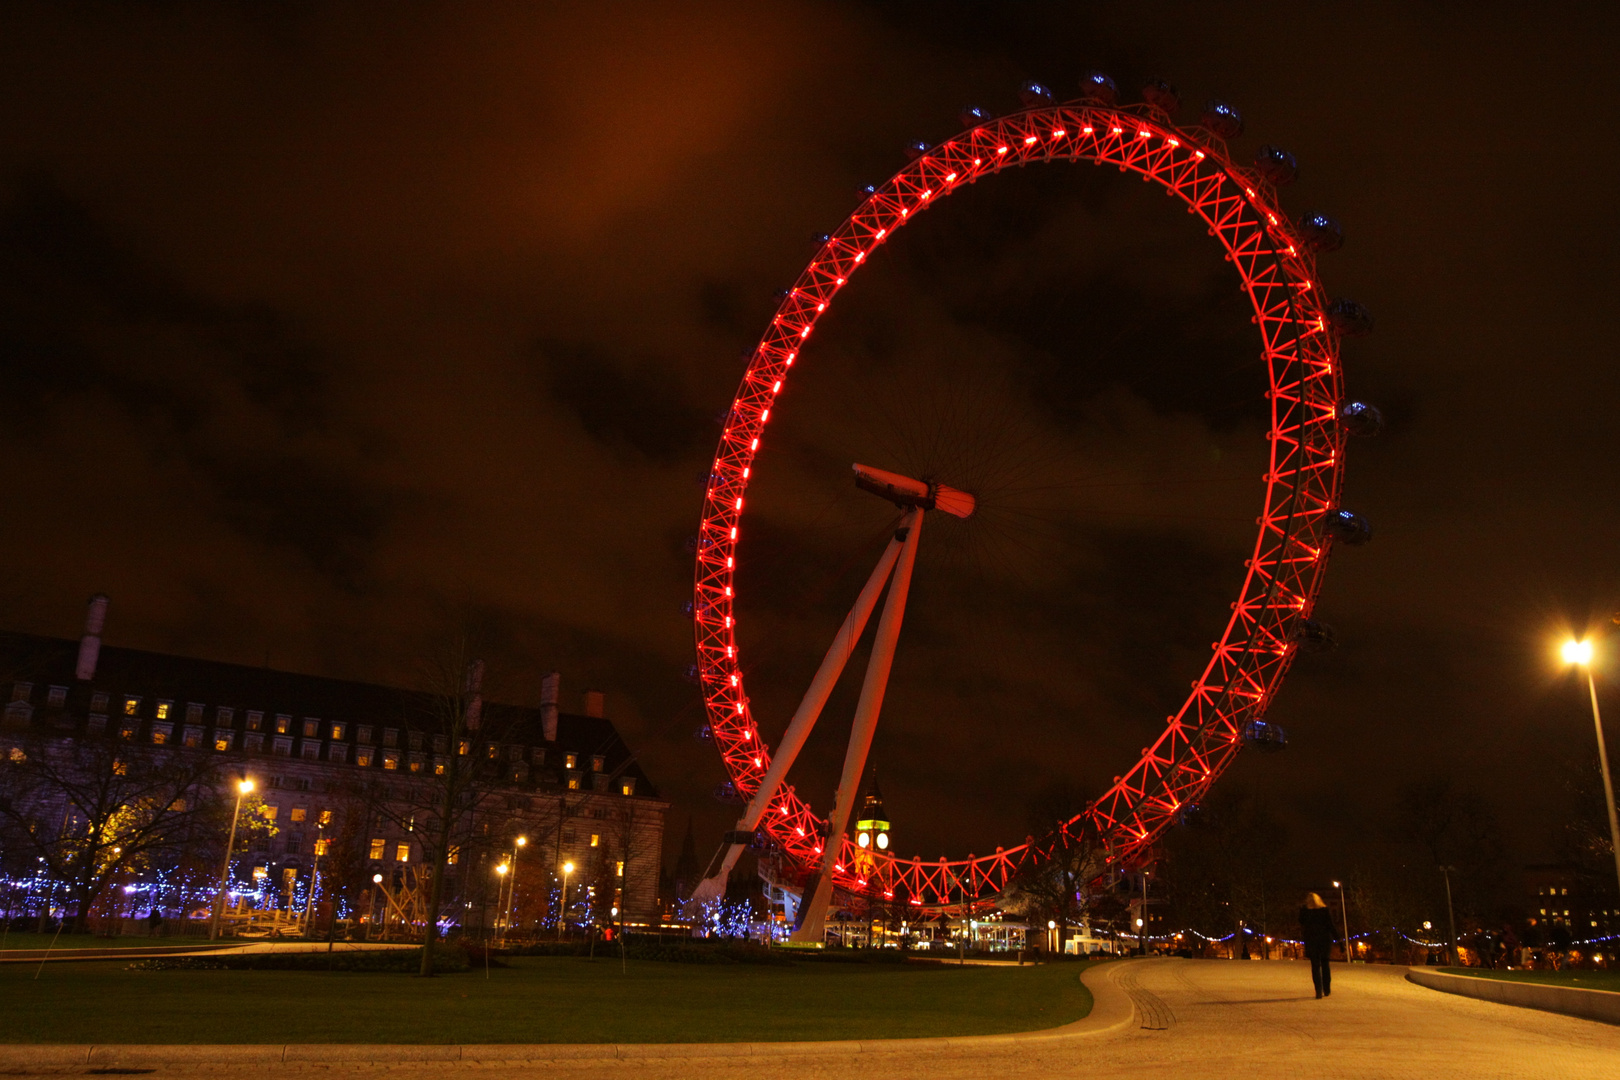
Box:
0, 955, 1099, 1044
1441, 967, 1620, 993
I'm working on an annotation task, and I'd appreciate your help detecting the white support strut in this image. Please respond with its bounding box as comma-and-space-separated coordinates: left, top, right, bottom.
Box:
791, 507, 923, 943
689, 529, 908, 905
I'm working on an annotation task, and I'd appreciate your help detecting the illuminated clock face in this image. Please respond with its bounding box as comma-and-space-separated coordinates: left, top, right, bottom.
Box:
857, 832, 871, 848
876, 832, 889, 850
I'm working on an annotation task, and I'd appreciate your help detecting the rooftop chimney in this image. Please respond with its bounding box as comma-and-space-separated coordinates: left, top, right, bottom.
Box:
583, 689, 605, 719
540, 671, 560, 741
75, 594, 109, 682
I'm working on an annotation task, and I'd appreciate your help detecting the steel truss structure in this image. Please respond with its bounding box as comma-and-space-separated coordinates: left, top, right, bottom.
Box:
693, 98, 1349, 911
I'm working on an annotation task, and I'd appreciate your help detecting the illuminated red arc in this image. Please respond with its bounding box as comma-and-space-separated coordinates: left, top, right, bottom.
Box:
693, 101, 1347, 909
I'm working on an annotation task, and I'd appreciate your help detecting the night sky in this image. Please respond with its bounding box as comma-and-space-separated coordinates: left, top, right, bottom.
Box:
2, 2, 1617, 889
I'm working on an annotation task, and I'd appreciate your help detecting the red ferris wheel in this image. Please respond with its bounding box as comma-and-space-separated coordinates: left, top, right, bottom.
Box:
689, 74, 1376, 933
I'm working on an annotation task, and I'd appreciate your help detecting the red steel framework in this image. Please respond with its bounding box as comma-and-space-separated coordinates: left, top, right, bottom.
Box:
692, 99, 1347, 911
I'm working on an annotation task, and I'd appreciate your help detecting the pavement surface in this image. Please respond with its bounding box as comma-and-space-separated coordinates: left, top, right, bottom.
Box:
4, 958, 1618, 1078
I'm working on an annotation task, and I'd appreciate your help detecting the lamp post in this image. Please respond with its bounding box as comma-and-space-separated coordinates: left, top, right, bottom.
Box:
503, 837, 527, 943
558, 860, 575, 941
1438, 866, 1458, 967
209, 778, 254, 940
1332, 880, 1351, 963
1561, 639, 1620, 907
494, 863, 509, 941
303, 822, 323, 935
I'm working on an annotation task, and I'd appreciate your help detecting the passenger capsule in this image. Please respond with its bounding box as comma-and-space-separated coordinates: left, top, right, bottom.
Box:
1019, 80, 1055, 107
959, 105, 991, 128
1326, 298, 1375, 337
1242, 719, 1289, 752
713, 781, 747, 805
1142, 78, 1180, 114
1254, 144, 1298, 185
1201, 99, 1244, 139
694, 724, 713, 742
1293, 619, 1339, 653
905, 139, 930, 160
1338, 401, 1384, 437
1299, 212, 1344, 252
1326, 509, 1372, 546
1079, 70, 1117, 105
856, 182, 878, 199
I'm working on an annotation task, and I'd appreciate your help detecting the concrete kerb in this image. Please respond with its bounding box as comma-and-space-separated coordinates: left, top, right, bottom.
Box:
0, 956, 1144, 1066
1406, 967, 1620, 1026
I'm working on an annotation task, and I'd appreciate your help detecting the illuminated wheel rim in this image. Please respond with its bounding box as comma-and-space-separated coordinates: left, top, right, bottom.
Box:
693, 100, 1347, 908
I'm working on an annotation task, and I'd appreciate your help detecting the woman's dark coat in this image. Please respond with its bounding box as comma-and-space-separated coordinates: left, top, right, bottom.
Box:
1299, 906, 1334, 959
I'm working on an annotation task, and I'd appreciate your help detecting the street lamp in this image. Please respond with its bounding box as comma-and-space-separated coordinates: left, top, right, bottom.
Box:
502, 837, 527, 943
494, 863, 509, 939
558, 860, 575, 941
209, 778, 254, 940
1438, 866, 1459, 966
1561, 639, 1620, 908
1332, 880, 1351, 963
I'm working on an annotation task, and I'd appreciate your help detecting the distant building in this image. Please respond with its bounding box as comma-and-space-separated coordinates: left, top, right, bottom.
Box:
1523, 863, 1617, 942
0, 597, 668, 926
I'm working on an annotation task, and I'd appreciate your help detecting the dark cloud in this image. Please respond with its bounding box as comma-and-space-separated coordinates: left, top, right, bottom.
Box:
0, 0, 1616, 885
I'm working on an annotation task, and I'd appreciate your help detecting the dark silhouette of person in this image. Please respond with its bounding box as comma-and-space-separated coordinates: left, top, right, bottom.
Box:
1299, 892, 1335, 998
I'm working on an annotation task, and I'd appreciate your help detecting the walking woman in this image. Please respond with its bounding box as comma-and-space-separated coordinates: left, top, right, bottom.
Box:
1300, 892, 1335, 998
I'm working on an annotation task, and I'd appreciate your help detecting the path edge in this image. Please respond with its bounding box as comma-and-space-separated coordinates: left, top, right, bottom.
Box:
1405, 967, 1620, 1027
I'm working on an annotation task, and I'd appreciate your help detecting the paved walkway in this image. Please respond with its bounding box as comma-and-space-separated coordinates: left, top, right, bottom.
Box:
6, 959, 1617, 1078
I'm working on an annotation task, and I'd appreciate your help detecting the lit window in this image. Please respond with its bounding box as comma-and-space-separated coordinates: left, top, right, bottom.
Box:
408, 753, 424, 773
155, 702, 170, 721
8, 746, 25, 762
275, 715, 291, 734
123, 697, 140, 716
590, 834, 599, 848
458, 739, 470, 755
447, 846, 460, 865
182, 726, 203, 748
302, 719, 319, 738
112, 758, 127, 775
383, 751, 399, 770
214, 731, 234, 752
434, 757, 448, 776
567, 777, 580, 790
314, 838, 331, 856
290, 808, 307, 822
356, 748, 374, 768
264, 805, 279, 821
245, 711, 263, 731
330, 722, 345, 740
396, 843, 410, 863
119, 721, 139, 741
150, 722, 172, 745
565, 753, 578, 769
318, 809, 332, 826
487, 743, 499, 759
369, 838, 385, 860
620, 779, 636, 796
616, 861, 624, 877
591, 755, 605, 772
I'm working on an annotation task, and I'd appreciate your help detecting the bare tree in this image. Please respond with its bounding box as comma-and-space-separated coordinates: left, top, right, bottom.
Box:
0, 732, 267, 933
1001, 781, 1103, 953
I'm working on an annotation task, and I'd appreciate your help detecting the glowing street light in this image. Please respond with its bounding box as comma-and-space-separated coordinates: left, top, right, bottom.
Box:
1331, 880, 1351, 963
209, 777, 254, 940
1560, 638, 1620, 908
558, 860, 575, 941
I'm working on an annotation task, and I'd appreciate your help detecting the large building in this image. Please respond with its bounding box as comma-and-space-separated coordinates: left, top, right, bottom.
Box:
0, 597, 668, 929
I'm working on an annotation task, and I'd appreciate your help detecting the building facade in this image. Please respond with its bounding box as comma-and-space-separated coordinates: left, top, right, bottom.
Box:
0, 604, 667, 929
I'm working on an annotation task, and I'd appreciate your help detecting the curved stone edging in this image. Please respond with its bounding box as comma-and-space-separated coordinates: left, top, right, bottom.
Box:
1406, 967, 1620, 1026
0, 958, 1143, 1066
